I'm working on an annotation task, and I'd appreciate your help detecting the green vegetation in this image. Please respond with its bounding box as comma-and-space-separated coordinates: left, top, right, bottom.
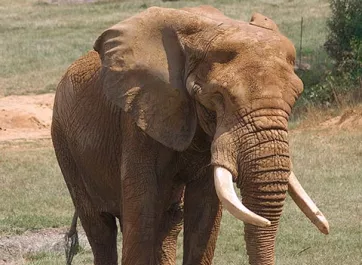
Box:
325, 0, 362, 77
1, 129, 362, 264
296, 0, 362, 112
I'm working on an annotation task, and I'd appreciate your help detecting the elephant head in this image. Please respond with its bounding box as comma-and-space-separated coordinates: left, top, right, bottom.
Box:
94, 6, 328, 265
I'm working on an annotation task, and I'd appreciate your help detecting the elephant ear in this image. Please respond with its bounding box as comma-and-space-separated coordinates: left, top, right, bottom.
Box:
249, 13, 279, 32
94, 8, 199, 151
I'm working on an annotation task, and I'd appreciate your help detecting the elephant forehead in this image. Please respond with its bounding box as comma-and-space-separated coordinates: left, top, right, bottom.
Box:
214, 23, 297, 65
206, 53, 302, 114
207, 28, 299, 91
208, 51, 296, 89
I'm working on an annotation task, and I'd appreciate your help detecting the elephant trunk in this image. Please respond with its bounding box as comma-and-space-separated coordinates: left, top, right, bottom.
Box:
241, 168, 288, 265
239, 130, 290, 265
212, 125, 290, 265
243, 221, 280, 265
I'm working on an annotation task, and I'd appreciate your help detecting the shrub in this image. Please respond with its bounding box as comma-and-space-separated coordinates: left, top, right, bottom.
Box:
295, 0, 362, 111
324, 0, 362, 81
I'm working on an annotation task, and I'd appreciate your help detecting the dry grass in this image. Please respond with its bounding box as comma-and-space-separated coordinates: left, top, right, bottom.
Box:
0, 0, 330, 95
0, 139, 72, 235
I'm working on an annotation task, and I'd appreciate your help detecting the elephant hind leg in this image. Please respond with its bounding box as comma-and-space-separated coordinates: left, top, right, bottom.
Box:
78, 211, 118, 265
52, 126, 118, 265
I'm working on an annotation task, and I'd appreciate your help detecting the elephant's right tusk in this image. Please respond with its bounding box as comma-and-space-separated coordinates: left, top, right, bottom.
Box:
214, 166, 271, 227
288, 172, 330, 235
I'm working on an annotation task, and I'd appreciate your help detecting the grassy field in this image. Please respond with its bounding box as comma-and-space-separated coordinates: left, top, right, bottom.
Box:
1, 0, 361, 264
0, 140, 72, 235
1, 128, 362, 264
0, 0, 330, 96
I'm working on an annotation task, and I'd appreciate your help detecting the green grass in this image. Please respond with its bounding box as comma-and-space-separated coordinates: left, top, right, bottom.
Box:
0, 139, 73, 235
0, 0, 330, 96
214, 129, 362, 265
277, 129, 362, 265
1, 128, 361, 264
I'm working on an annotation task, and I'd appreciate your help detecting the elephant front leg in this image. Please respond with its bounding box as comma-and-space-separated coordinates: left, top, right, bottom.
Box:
121, 174, 184, 265
158, 184, 185, 265
183, 166, 222, 265
121, 170, 161, 265
120, 120, 181, 265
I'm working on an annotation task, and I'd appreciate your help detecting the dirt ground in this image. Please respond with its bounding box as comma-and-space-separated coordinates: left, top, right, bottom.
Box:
0, 228, 89, 265
0, 94, 54, 142
1, 93, 362, 263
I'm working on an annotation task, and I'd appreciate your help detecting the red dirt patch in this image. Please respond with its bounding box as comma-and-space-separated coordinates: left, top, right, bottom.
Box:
0, 94, 54, 141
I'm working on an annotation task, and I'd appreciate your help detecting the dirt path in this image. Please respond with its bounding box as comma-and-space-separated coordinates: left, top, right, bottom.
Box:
0, 94, 54, 142
0, 228, 90, 264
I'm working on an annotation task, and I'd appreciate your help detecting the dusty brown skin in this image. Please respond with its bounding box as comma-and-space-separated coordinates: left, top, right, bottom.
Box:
52, 6, 303, 265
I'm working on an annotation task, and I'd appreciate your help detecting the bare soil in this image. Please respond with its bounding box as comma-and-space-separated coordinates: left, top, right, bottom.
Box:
0, 94, 53, 142
0, 228, 89, 264
1, 93, 362, 263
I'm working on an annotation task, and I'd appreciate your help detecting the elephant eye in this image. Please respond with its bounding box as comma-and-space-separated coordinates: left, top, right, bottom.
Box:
213, 92, 224, 107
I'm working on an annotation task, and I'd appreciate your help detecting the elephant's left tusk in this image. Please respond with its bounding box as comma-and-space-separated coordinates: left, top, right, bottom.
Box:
214, 166, 271, 227
288, 172, 330, 235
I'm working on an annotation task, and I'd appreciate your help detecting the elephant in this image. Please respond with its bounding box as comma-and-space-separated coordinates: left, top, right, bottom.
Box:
51, 5, 329, 265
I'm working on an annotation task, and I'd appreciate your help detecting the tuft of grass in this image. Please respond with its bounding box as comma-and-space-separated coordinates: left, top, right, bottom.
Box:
1, 0, 330, 96
289, 102, 340, 129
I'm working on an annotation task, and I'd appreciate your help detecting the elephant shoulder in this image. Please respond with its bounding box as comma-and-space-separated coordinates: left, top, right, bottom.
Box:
64, 50, 102, 94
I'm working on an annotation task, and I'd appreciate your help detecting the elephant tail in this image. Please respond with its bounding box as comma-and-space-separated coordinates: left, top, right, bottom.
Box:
65, 211, 79, 265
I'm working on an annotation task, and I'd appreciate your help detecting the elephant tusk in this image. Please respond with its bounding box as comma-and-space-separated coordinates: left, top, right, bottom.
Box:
214, 166, 271, 227
288, 171, 330, 235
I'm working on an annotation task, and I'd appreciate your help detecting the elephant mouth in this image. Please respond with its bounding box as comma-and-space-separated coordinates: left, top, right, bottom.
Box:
213, 165, 329, 234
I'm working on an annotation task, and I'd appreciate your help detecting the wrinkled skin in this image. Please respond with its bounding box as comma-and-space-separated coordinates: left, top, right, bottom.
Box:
52, 5, 303, 265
